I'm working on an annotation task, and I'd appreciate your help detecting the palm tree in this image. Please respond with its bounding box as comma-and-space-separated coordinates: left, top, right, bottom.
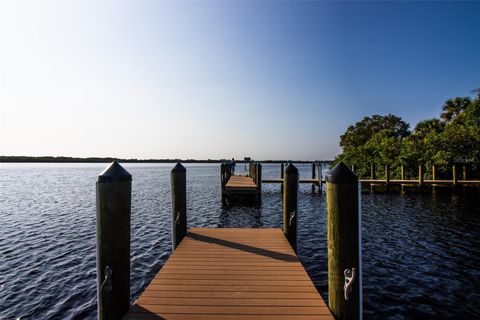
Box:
472, 86, 480, 100
440, 97, 471, 122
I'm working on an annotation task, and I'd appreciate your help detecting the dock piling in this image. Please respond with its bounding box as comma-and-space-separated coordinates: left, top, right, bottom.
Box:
453, 164, 458, 185
312, 161, 316, 193
96, 161, 132, 320
283, 163, 299, 253
385, 164, 390, 193
326, 162, 361, 320
280, 162, 285, 194
257, 163, 262, 193
318, 161, 323, 193
419, 164, 424, 189
221, 162, 232, 205
171, 162, 187, 250
370, 162, 376, 193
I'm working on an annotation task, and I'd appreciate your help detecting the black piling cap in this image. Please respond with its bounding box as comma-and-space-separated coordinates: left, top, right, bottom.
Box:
285, 163, 298, 174
326, 162, 358, 183
172, 162, 186, 173
97, 161, 132, 183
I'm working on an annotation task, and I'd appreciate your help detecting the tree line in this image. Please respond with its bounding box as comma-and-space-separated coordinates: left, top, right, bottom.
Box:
333, 88, 480, 180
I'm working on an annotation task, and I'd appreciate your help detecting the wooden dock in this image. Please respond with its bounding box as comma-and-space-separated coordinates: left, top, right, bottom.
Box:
221, 162, 263, 203
124, 228, 334, 320
359, 179, 480, 187
225, 175, 258, 192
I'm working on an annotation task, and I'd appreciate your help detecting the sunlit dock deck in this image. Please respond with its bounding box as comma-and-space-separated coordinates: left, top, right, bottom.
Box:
123, 228, 334, 320
225, 175, 258, 192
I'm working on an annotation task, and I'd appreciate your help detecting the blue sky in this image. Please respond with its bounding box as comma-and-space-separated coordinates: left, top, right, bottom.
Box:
0, 1, 478, 160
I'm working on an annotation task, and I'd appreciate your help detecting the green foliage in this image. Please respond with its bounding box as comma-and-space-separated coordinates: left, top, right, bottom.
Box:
334, 94, 480, 179
440, 97, 471, 122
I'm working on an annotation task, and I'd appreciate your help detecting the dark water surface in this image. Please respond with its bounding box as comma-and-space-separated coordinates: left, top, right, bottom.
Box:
1, 163, 479, 319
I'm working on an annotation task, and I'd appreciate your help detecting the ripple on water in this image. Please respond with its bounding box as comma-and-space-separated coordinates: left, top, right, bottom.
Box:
1, 163, 479, 319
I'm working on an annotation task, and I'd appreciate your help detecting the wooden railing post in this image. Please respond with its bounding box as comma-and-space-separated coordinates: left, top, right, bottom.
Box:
453, 164, 458, 185
171, 162, 187, 250
96, 162, 131, 320
280, 163, 285, 194
432, 164, 437, 193
418, 164, 424, 187
385, 164, 390, 193
326, 162, 361, 320
257, 163, 262, 193
283, 163, 299, 253
221, 163, 226, 205
312, 161, 316, 193
370, 162, 376, 194
401, 164, 405, 180
250, 162, 257, 183
318, 162, 323, 193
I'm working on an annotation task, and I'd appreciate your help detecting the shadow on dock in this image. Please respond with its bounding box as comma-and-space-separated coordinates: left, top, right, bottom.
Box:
188, 232, 298, 262
126, 306, 165, 319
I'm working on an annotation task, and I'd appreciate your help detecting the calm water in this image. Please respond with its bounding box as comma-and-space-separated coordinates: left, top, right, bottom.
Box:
1, 163, 479, 319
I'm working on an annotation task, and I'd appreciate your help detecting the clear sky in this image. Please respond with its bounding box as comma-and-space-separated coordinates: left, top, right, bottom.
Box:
0, 1, 478, 160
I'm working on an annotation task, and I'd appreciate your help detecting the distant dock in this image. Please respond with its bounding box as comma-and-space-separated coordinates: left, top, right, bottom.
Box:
221, 162, 323, 204
357, 163, 480, 193
220, 162, 480, 197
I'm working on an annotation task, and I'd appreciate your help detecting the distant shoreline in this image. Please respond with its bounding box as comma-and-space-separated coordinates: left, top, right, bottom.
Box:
0, 156, 333, 164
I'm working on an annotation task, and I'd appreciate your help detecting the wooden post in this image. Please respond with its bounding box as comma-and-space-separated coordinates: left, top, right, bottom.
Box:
370, 162, 376, 194
312, 161, 316, 193
418, 164, 424, 186
453, 164, 458, 185
326, 162, 361, 320
401, 164, 405, 180
171, 162, 187, 250
280, 163, 285, 194
220, 163, 226, 205
318, 162, 322, 193
257, 163, 262, 193
432, 164, 437, 193
96, 161, 131, 320
251, 163, 257, 183
385, 164, 390, 193
463, 165, 467, 180
283, 163, 299, 253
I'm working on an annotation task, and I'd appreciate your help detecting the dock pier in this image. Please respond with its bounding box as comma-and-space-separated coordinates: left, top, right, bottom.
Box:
221, 162, 262, 205
348, 161, 480, 193
95, 161, 362, 320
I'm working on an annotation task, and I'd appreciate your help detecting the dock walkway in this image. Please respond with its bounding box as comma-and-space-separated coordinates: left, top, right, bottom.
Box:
124, 228, 334, 320
225, 175, 258, 191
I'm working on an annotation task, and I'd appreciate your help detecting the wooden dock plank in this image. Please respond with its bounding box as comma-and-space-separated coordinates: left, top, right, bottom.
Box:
124, 228, 333, 320
125, 314, 334, 320
224, 175, 258, 192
